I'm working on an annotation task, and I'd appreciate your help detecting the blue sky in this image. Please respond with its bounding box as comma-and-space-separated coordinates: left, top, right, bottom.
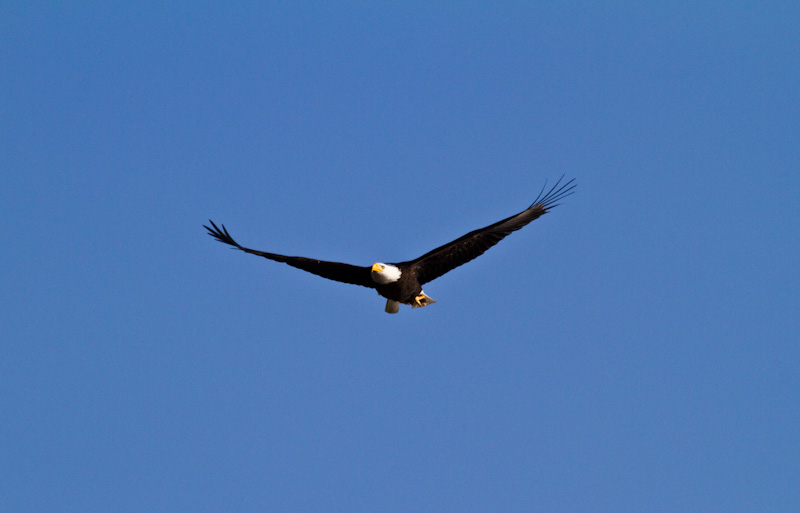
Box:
2, 2, 799, 512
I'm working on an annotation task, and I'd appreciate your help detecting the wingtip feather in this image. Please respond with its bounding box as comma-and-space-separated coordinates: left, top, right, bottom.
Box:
205, 219, 241, 248
530, 176, 576, 211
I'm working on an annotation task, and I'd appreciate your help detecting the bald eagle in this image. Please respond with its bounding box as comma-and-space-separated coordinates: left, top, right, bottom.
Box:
205, 177, 575, 313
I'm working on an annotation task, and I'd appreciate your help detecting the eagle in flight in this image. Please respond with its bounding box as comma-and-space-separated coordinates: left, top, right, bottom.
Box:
205, 177, 575, 313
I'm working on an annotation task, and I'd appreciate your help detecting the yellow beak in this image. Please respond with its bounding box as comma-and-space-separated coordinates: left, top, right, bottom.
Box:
372, 263, 383, 273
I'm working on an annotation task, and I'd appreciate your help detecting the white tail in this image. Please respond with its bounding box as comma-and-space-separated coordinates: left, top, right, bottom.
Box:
385, 299, 400, 314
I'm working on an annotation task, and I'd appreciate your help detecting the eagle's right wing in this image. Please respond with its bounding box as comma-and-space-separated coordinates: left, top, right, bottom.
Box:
204, 220, 376, 288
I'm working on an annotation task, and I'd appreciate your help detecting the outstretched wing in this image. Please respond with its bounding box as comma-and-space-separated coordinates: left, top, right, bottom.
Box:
406, 177, 576, 285
204, 220, 375, 288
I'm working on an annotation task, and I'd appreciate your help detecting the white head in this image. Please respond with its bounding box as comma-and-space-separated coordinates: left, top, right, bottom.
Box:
371, 263, 402, 284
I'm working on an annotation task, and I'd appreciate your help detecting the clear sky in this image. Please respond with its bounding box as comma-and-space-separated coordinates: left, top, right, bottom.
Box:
2, 2, 798, 512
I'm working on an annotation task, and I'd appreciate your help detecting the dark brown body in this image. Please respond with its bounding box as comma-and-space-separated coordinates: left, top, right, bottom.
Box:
374, 266, 422, 304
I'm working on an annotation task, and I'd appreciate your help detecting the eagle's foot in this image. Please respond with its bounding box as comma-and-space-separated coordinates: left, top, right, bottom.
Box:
411, 292, 437, 308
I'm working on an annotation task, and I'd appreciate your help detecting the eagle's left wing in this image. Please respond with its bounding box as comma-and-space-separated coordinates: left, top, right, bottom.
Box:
405, 177, 575, 285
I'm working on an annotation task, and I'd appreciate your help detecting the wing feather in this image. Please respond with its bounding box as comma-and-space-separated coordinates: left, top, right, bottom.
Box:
406, 177, 576, 285
204, 220, 375, 288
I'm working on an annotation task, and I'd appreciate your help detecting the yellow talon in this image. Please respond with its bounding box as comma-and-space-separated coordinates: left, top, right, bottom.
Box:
411, 293, 436, 308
